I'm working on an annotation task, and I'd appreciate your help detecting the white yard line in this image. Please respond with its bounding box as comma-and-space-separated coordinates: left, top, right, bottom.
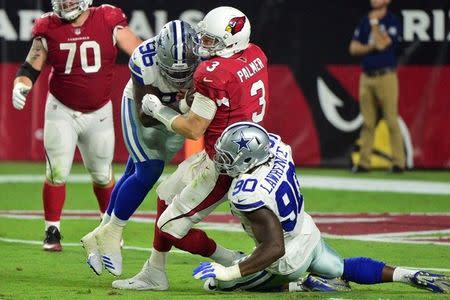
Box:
1, 174, 450, 195
0, 236, 449, 273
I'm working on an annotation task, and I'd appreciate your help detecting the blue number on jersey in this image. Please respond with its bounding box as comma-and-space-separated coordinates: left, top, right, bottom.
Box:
139, 41, 156, 67
232, 178, 257, 196
274, 162, 303, 232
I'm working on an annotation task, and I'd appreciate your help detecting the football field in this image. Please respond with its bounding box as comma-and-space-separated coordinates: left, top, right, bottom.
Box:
0, 162, 449, 299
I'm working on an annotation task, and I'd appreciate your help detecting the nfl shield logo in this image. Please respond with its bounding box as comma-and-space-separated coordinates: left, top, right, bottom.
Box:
74, 28, 81, 35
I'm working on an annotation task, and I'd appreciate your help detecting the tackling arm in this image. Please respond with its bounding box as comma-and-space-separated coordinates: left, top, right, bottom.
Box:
237, 207, 286, 276
132, 76, 163, 127
142, 91, 214, 139
192, 207, 285, 282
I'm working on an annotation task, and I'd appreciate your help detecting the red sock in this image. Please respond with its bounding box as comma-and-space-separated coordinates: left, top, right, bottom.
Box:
154, 197, 216, 257
93, 183, 114, 213
152, 197, 173, 252
43, 181, 66, 221
163, 228, 217, 257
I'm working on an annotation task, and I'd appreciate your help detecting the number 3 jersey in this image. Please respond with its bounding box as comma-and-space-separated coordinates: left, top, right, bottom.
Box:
32, 5, 128, 112
193, 43, 270, 157
229, 134, 321, 275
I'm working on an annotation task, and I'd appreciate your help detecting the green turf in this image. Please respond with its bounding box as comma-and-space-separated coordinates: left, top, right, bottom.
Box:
0, 162, 449, 299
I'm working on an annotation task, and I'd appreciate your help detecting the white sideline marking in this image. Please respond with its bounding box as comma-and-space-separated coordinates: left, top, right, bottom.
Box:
1, 173, 450, 195
0, 237, 449, 273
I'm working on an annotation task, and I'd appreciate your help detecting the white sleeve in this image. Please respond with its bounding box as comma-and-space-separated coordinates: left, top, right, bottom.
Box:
190, 92, 217, 120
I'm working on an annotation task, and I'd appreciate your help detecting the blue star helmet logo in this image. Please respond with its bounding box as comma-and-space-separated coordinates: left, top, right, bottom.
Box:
233, 132, 252, 152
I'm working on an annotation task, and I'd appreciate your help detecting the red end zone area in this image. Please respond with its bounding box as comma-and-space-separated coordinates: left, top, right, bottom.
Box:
2, 211, 450, 245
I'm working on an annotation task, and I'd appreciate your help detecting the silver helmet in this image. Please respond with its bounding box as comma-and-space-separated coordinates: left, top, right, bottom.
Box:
52, 0, 92, 21
156, 20, 200, 88
214, 122, 272, 177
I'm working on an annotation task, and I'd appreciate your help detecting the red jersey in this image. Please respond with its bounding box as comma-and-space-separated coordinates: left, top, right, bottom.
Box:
194, 43, 270, 157
32, 5, 127, 112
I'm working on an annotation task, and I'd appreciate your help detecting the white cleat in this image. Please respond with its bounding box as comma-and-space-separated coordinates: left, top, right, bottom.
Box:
95, 224, 123, 276
112, 259, 169, 291
80, 228, 103, 275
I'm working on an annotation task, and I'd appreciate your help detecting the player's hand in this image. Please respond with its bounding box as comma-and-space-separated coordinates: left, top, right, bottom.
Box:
12, 82, 32, 110
193, 262, 241, 282
141, 94, 163, 117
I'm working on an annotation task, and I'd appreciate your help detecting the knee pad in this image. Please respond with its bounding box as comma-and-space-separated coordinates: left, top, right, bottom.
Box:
90, 168, 112, 185
45, 163, 69, 184
157, 198, 195, 239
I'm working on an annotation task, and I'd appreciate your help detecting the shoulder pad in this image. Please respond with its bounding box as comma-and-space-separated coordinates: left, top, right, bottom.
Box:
99, 4, 128, 28
230, 175, 266, 212
129, 38, 158, 86
32, 12, 55, 38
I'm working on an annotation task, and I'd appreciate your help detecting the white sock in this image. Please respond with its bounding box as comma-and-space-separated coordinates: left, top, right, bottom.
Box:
45, 221, 60, 231
149, 249, 168, 271
393, 267, 418, 283
210, 244, 240, 266
106, 213, 127, 238
100, 212, 111, 227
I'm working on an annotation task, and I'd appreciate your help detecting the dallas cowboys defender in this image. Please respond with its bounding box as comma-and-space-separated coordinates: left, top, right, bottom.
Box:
80, 20, 199, 276
193, 122, 450, 294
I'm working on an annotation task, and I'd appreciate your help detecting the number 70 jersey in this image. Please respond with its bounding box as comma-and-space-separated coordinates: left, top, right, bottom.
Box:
32, 5, 128, 112
229, 134, 321, 275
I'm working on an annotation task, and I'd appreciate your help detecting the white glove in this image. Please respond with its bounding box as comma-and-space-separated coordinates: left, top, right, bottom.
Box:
141, 94, 163, 117
141, 93, 180, 132
193, 262, 241, 282
12, 82, 32, 110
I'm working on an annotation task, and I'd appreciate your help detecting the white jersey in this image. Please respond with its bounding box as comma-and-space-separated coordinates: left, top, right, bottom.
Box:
126, 36, 181, 102
120, 37, 185, 162
229, 134, 321, 275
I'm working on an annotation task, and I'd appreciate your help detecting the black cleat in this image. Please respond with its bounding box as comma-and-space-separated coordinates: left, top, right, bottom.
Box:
389, 165, 404, 173
351, 165, 369, 173
43, 225, 62, 252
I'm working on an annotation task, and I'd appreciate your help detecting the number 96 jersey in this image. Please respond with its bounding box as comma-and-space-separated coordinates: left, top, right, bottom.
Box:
32, 5, 128, 112
228, 134, 321, 275
127, 37, 181, 96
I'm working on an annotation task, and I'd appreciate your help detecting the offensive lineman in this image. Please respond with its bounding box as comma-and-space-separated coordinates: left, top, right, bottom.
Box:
11, 0, 142, 251
111, 6, 271, 291
193, 122, 450, 294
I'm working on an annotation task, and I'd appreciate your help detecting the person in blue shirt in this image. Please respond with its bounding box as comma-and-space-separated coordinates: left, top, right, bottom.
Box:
349, 0, 404, 173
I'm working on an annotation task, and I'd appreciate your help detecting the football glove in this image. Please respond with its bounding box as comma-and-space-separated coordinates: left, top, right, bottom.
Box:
193, 262, 241, 282
12, 82, 31, 110
141, 93, 179, 132
141, 94, 162, 117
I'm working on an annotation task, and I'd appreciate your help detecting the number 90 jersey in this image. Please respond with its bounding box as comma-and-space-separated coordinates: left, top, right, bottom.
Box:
229, 134, 321, 275
32, 5, 128, 112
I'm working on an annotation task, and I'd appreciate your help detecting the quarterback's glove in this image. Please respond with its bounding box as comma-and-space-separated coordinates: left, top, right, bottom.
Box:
193, 262, 241, 282
12, 82, 32, 110
141, 93, 180, 132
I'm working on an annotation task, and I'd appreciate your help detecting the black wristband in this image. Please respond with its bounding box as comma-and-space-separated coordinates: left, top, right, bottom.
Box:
16, 62, 41, 84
